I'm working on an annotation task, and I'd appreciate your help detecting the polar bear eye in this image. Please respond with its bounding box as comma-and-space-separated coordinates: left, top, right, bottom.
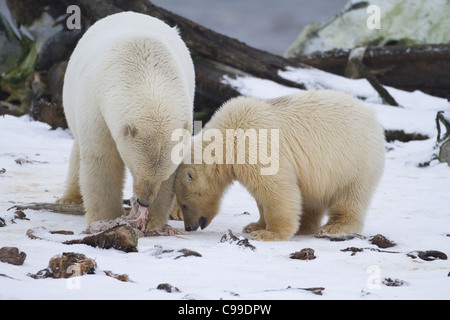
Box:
123, 123, 138, 138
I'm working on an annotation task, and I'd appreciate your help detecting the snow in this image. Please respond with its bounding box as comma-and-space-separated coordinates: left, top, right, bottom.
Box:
1, 69, 449, 300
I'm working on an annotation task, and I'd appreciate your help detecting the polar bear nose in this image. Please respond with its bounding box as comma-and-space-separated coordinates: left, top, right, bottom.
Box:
185, 224, 199, 232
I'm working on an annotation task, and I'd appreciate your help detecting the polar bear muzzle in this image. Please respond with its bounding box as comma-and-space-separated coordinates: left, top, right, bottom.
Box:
185, 216, 208, 231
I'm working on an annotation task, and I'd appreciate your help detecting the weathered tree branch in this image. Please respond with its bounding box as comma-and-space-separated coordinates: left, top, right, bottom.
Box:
9, 202, 86, 215
345, 47, 399, 107
290, 44, 450, 99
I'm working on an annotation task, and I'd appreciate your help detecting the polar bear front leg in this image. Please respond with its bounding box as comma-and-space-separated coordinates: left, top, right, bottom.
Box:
57, 142, 83, 204
246, 177, 301, 241
146, 171, 176, 230
79, 144, 125, 224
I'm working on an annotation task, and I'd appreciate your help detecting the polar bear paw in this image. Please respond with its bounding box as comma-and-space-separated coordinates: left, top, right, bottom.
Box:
243, 222, 265, 233
56, 194, 83, 204
250, 230, 289, 241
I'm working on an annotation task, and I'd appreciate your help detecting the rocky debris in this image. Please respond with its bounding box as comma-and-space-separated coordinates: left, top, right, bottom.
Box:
14, 156, 48, 165
103, 270, 131, 282
219, 229, 256, 251
341, 246, 448, 262
0, 247, 27, 265
28, 252, 97, 279
13, 210, 29, 221
64, 225, 138, 253
382, 278, 407, 287
289, 248, 316, 260
317, 232, 398, 249
156, 283, 181, 293
315, 233, 365, 242
341, 247, 400, 256
385, 130, 429, 143
341, 247, 365, 256
370, 234, 396, 249
407, 250, 448, 261
150, 245, 202, 260
1, 209, 31, 226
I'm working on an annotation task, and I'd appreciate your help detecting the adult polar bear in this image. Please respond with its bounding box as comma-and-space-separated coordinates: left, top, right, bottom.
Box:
58, 12, 195, 227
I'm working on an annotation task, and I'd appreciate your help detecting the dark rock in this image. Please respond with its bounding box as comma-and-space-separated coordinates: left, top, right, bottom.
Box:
407, 250, 447, 261
290, 248, 316, 260
13, 210, 29, 220
370, 234, 396, 248
30, 98, 67, 130
0, 247, 27, 265
156, 283, 180, 293
418, 250, 447, 261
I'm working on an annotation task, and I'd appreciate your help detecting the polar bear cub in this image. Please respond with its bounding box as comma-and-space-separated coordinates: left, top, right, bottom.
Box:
174, 90, 385, 241
58, 12, 195, 227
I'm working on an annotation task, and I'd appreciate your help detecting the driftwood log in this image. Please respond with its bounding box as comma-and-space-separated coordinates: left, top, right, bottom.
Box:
290, 44, 450, 99
8, 201, 183, 221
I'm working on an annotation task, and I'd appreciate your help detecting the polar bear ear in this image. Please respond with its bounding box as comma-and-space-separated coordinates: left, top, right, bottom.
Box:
123, 123, 138, 138
183, 167, 195, 185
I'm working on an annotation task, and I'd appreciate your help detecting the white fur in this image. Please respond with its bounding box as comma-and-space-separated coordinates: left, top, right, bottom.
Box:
59, 12, 195, 225
175, 90, 385, 241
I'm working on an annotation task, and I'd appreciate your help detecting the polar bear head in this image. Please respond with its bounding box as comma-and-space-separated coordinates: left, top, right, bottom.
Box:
118, 121, 190, 207
174, 162, 227, 231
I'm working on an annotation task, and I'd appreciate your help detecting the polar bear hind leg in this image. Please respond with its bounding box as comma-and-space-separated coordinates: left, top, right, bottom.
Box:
57, 142, 83, 204
297, 204, 326, 235
319, 179, 371, 236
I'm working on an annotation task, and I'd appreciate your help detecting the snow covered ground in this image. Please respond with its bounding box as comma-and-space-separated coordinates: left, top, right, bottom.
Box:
0, 68, 449, 300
